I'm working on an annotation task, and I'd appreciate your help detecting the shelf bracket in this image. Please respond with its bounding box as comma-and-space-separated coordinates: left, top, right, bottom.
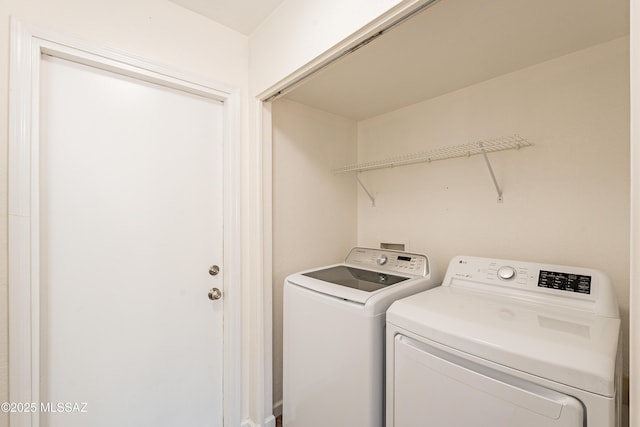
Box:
479, 142, 503, 203
356, 173, 376, 207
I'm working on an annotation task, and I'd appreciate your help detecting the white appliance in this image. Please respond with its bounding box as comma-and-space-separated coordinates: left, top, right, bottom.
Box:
386, 255, 622, 427
283, 247, 439, 427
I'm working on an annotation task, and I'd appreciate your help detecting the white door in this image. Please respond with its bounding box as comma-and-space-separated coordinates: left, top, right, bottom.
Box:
38, 55, 224, 427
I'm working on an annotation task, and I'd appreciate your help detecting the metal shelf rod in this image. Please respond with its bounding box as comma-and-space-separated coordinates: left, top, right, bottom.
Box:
356, 173, 376, 207
480, 142, 503, 203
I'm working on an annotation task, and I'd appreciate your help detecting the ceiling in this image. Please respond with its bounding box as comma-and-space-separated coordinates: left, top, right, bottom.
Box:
283, 0, 629, 121
169, 0, 285, 35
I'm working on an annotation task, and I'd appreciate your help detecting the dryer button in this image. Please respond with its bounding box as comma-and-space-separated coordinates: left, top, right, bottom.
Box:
497, 266, 517, 280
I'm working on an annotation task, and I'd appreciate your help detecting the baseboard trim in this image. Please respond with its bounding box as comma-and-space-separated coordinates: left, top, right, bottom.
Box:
241, 419, 257, 427
265, 414, 276, 427
241, 414, 276, 427
273, 399, 283, 418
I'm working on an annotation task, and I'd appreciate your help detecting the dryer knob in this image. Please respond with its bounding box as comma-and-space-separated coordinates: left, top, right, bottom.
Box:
497, 266, 517, 280
377, 255, 388, 265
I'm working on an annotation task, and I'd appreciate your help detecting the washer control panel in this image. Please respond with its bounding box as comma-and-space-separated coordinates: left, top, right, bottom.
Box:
346, 247, 429, 277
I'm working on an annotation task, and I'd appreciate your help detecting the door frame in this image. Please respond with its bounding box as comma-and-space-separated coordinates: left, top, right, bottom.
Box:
8, 18, 242, 427
631, 0, 639, 425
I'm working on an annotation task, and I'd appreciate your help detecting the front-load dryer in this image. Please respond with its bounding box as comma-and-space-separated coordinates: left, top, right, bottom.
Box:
386, 255, 621, 427
283, 247, 440, 427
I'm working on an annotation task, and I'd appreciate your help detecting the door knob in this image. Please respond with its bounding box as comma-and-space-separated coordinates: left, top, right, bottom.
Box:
208, 288, 222, 301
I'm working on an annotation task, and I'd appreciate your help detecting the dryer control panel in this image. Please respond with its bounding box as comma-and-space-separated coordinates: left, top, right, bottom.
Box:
537, 270, 592, 294
345, 247, 429, 277
443, 255, 619, 317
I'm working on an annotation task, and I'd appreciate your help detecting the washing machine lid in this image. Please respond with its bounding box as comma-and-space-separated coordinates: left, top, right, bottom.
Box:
287, 265, 412, 304
304, 265, 409, 289
387, 286, 620, 397
286, 248, 435, 305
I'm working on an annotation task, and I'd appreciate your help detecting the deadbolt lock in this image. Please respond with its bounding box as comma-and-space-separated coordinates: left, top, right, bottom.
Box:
209, 265, 220, 276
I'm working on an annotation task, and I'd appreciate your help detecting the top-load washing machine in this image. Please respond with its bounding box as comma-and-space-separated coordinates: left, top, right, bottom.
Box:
283, 247, 439, 427
386, 255, 622, 427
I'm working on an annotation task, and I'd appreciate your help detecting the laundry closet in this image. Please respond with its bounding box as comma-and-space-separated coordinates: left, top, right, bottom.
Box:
270, 0, 630, 419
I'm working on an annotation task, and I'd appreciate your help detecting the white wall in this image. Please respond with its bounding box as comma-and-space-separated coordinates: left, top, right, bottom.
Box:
271, 98, 358, 411
357, 36, 630, 376
249, 0, 428, 96
0, 1, 248, 426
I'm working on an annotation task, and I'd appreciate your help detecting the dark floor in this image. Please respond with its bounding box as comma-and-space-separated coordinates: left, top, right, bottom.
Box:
276, 415, 282, 427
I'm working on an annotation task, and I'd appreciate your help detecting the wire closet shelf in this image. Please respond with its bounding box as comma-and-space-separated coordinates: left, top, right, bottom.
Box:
332, 134, 533, 174
334, 134, 534, 205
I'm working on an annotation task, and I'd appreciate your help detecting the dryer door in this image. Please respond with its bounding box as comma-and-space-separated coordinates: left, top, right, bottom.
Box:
391, 335, 584, 427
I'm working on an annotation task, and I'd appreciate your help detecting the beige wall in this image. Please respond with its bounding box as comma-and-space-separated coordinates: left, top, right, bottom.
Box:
357, 37, 630, 375
0, 1, 248, 426
249, 0, 412, 96
271, 98, 358, 410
